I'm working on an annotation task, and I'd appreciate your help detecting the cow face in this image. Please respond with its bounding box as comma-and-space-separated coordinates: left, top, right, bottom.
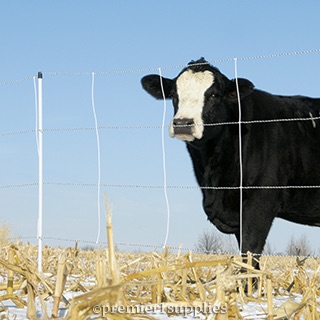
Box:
141, 59, 254, 142
172, 69, 214, 141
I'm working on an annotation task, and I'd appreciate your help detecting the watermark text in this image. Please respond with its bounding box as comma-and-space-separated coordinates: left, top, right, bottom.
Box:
92, 302, 227, 318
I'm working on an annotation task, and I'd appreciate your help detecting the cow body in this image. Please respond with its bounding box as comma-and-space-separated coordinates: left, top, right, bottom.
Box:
141, 58, 320, 255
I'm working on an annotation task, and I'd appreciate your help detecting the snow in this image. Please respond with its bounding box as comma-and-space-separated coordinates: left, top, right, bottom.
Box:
0, 290, 312, 319
1, 250, 319, 319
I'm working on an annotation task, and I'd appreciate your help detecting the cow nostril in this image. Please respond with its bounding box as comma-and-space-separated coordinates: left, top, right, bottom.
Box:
173, 119, 181, 127
186, 119, 194, 126
173, 118, 194, 127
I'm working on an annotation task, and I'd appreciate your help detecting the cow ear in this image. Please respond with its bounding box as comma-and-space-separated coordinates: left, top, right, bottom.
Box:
141, 75, 174, 100
227, 78, 254, 102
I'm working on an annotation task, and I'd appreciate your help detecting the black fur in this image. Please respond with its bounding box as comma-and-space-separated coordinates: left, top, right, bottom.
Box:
141, 58, 320, 256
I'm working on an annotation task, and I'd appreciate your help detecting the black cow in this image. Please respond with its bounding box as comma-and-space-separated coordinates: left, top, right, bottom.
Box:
141, 58, 320, 257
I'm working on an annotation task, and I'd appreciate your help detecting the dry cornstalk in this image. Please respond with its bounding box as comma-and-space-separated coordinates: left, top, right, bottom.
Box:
1, 220, 319, 320
125, 259, 231, 281
66, 284, 125, 320
188, 253, 205, 301
215, 271, 228, 320
6, 246, 14, 295
26, 282, 36, 320
52, 251, 69, 318
96, 250, 108, 287
156, 272, 163, 304
0, 293, 27, 308
66, 193, 124, 319
266, 277, 274, 320
181, 267, 187, 299
246, 252, 253, 298
105, 192, 120, 286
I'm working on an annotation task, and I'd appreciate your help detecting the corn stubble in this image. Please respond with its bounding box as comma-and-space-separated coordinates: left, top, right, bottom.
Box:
0, 196, 319, 319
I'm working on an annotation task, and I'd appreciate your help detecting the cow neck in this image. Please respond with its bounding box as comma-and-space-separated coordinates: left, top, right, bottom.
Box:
188, 126, 239, 168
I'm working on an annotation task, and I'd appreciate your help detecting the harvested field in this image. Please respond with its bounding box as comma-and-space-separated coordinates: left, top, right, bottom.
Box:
0, 243, 319, 319
1, 198, 319, 319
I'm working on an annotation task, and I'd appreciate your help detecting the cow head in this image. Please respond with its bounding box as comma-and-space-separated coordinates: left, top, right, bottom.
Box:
141, 58, 254, 142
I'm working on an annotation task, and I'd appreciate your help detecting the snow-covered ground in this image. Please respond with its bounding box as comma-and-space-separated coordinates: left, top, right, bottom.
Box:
1, 288, 317, 319
1, 249, 319, 319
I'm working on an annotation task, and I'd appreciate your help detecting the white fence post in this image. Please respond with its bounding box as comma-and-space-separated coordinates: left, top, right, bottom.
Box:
37, 71, 43, 272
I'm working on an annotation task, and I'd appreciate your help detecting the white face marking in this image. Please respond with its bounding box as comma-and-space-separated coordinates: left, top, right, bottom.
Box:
169, 69, 214, 141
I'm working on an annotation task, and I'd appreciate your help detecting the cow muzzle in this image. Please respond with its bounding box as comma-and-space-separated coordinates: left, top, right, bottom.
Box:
173, 118, 194, 135
169, 118, 197, 141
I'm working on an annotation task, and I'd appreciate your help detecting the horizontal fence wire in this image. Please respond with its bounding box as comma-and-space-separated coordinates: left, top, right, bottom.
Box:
0, 75, 35, 87
38, 48, 320, 76
0, 183, 39, 189
3, 181, 320, 190
1, 48, 320, 86
4, 235, 320, 259
2, 48, 320, 260
1, 114, 320, 137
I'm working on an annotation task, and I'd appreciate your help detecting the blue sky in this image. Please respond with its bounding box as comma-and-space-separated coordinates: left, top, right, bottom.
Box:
1, 1, 320, 253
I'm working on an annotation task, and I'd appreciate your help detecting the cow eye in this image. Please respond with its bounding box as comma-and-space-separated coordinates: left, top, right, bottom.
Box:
208, 93, 215, 101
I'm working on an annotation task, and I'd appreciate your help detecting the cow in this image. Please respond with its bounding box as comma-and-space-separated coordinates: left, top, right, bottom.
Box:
141, 58, 320, 260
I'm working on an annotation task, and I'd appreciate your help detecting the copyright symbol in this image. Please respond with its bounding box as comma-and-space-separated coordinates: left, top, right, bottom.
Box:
93, 305, 101, 314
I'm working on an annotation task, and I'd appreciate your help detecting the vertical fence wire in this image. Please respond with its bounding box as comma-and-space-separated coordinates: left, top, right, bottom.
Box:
233, 58, 244, 255
2, 50, 320, 253
91, 72, 102, 244
158, 67, 171, 248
